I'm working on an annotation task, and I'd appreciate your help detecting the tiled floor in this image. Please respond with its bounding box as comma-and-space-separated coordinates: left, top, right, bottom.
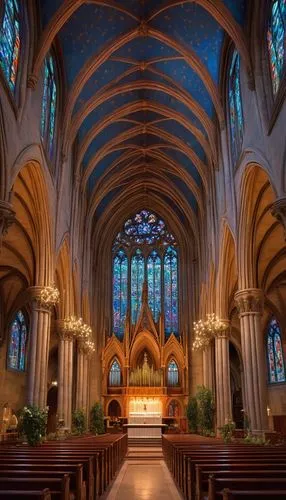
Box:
105, 447, 182, 500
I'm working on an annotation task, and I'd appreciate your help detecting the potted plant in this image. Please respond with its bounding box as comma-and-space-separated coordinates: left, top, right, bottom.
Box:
219, 421, 235, 443
90, 402, 105, 435
20, 405, 48, 446
72, 409, 86, 435
186, 396, 198, 433
196, 385, 215, 436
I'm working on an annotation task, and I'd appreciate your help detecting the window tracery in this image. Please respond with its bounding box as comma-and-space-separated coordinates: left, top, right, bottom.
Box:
228, 49, 244, 165
267, 317, 286, 383
41, 55, 57, 158
167, 359, 179, 386
267, 0, 286, 95
8, 310, 27, 371
0, 0, 20, 92
112, 210, 178, 339
109, 359, 121, 386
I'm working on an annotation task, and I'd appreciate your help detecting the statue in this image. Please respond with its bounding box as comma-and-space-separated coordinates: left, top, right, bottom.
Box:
1, 402, 12, 433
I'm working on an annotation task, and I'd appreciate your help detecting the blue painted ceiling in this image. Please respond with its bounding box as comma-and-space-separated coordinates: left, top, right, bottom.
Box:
39, 0, 247, 220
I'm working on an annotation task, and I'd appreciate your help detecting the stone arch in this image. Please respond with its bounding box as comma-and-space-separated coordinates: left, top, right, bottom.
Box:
217, 222, 238, 318
130, 331, 161, 370
55, 236, 73, 319
237, 163, 280, 289
107, 399, 122, 418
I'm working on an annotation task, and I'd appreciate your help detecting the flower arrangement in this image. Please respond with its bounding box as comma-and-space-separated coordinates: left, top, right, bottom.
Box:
20, 405, 48, 446
219, 420, 235, 443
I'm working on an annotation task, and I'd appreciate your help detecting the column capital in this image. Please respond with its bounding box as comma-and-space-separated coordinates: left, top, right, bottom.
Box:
55, 319, 74, 341
77, 339, 89, 356
0, 200, 16, 242
27, 286, 58, 312
271, 197, 286, 240
215, 319, 231, 338
234, 288, 264, 315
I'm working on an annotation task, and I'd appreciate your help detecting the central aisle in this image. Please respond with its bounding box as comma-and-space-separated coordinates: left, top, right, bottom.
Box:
104, 446, 182, 500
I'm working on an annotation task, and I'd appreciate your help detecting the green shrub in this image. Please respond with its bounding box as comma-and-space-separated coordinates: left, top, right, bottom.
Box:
219, 421, 235, 443
196, 385, 215, 435
72, 409, 86, 435
90, 402, 105, 435
186, 397, 198, 433
19, 405, 48, 446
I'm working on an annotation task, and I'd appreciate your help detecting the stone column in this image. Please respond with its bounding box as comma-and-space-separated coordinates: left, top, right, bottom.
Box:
56, 320, 74, 430
235, 289, 268, 431
76, 341, 90, 416
271, 197, 286, 240
203, 342, 214, 390
215, 322, 232, 428
27, 287, 53, 408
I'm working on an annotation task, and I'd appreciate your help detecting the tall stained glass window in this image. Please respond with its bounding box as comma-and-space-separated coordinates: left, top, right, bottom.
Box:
167, 360, 179, 386
131, 249, 145, 324
147, 250, 161, 322
0, 0, 20, 91
113, 249, 128, 339
267, 0, 286, 95
109, 359, 121, 386
267, 317, 286, 383
112, 210, 178, 339
164, 246, 178, 337
41, 55, 57, 157
228, 49, 244, 165
8, 310, 27, 371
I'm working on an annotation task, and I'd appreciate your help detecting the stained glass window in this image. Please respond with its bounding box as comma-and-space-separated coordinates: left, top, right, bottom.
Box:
112, 210, 179, 340
0, 0, 20, 91
109, 359, 121, 386
229, 49, 244, 165
147, 250, 161, 322
113, 249, 128, 339
167, 360, 179, 386
267, 0, 286, 95
8, 310, 27, 371
267, 317, 286, 383
41, 55, 57, 157
164, 246, 178, 337
131, 248, 145, 324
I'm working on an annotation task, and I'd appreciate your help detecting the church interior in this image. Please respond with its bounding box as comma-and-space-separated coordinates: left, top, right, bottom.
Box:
0, 0, 286, 498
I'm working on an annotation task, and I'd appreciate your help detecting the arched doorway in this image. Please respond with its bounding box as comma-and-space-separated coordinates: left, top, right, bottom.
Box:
108, 400, 121, 418
230, 342, 243, 428
47, 386, 58, 434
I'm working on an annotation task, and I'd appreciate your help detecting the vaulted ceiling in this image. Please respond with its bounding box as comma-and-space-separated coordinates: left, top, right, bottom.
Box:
36, 0, 248, 235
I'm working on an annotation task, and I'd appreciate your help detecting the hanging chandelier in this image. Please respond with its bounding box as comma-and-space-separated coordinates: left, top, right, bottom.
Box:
192, 314, 227, 351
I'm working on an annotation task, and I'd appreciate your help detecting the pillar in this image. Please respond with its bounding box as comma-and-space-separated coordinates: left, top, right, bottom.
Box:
56, 320, 74, 430
203, 342, 214, 390
76, 341, 90, 416
215, 322, 232, 428
235, 289, 268, 431
27, 287, 53, 408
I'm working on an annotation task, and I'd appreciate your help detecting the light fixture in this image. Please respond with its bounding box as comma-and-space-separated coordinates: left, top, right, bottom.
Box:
192, 314, 227, 351
40, 284, 60, 305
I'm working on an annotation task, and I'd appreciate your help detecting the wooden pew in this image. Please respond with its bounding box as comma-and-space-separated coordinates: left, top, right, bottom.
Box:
0, 489, 51, 499
0, 475, 70, 500
221, 488, 286, 499
208, 476, 286, 500
0, 457, 94, 500
0, 468, 85, 500
195, 464, 286, 499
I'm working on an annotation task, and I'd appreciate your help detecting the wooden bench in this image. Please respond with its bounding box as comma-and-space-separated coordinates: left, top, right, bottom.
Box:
208, 476, 286, 500
0, 475, 70, 500
221, 488, 286, 499
0, 489, 51, 499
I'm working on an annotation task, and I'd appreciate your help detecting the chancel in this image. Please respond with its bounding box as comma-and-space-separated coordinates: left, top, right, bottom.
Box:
0, 0, 286, 498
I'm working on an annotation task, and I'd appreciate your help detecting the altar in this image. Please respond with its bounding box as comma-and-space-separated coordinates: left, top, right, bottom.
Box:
128, 397, 163, 438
